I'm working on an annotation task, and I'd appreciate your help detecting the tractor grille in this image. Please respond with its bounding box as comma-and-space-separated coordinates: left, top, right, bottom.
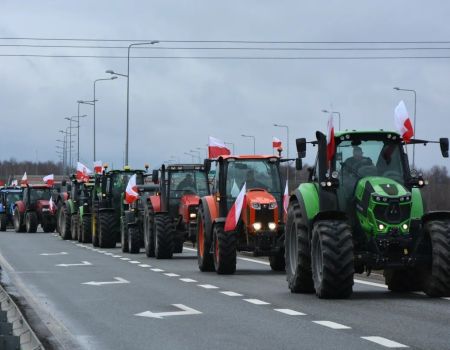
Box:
373, 201, 411, 224
255, 205, 274, 224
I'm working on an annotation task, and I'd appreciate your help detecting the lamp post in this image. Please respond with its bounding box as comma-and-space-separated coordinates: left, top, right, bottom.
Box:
106, 40, 159, 166
321, 109, 341, 130
76, 100, 92, 162
224, 142, 235, 154
394, 87, 417, 168
56, 140, 65, 173
241, 134, 256, 154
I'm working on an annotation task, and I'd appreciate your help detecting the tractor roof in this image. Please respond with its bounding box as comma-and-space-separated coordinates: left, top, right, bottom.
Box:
167, 164, 205, 171
26, 184, 52, 189
0, 187, 22, 192
334, 130, 400, 138
107, 169, 146, 175
220, 155, 279, 160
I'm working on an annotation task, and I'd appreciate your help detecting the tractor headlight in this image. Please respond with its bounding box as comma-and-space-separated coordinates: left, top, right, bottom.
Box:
253, 222, 262, 231
189, 213, 197, 219
268, 202, 277, 210
268, 222, 277, 230
402, 223, 408, 230
378, 224, 385, 231
251, 203, 261, 210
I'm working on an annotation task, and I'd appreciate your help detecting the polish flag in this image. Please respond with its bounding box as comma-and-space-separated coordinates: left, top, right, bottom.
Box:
394, 100, 414, 143
76, 162, 92, 182
208, 136, 231, 158
49, 196, 56, 213
11, 180, 18, 187
21, 172, 28, 185
272, 137, 282, 148
224, 183, 247, 232
93, 161, 103, 174
43, 174, 54, 186
125, 174, 139, 204
283, 180, 289, 214
326, 114, 335, 164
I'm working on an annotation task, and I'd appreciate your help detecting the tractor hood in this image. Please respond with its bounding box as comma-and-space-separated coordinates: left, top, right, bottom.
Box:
180, 194, 200, 207
355, 177, 410, 200
36, 200, 54, 214
245, 189, 277, 207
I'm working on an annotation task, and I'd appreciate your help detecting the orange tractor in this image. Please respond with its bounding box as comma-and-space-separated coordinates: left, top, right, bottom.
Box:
197, 155, 285, 274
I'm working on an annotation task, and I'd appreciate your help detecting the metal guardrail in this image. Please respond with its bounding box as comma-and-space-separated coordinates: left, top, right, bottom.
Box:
0, 284, 44, 350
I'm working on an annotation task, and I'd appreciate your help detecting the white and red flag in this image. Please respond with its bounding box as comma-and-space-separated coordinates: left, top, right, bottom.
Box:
49, 196, 56, 213
93, 161, 103, 174
125, 174, 139, 204
43, 174, 54, 186
272, 137, 282, 148
208, 136, 231, 158
21, 172, 28, 185
224, 182, 247, 232
394, 100, 414, 143
283, 180, 289, 214
76, 162, 92, 182
326, 114, 335, 164
11, 179, 18, 187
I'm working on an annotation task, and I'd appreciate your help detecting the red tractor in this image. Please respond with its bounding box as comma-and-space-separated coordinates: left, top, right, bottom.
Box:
13, 184, 57, 233
197, 155, 285, 274
143, 164, 210, 258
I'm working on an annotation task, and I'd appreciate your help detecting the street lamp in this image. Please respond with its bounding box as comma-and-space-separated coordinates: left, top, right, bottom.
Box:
394, 87, 417, 168
321, 109, 341, 130
241, 134, 256, 154
64, 117, 77, 169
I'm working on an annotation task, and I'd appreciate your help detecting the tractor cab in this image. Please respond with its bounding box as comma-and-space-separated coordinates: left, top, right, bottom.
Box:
0, 187, 23, 230
23, 185, 52, 209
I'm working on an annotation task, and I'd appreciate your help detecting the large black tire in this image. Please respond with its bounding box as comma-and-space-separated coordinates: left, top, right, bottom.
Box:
269, 248, 286, 272
60, 206, 71, 240
174, 232, 184, 254
56, 202, 63, 235
71, 214, 80, 241
128, 225, 141, 254
121, 216, 129, 253
197, 207, 214, 271
13, 207, 25, 233
144, 210, 155, 257
98, 212, 116, 248
92, 212, 99, 247
154, 214, 174, 259
25, 212, 38, 233
285, 202, 314, 293
384, 269, 422, 292
81, 215, 92, 243
213, 224, 236, 274
311, 220, 354, 299
42, 222, 56, 233
421, 219, 450, 297
0, 214, 7, 231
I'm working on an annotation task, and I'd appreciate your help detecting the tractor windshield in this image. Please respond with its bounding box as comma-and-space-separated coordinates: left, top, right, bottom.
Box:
6, 192, 21, 205
29, 188, 51, 202
169, 170, 209, 198
111, 172, 144, 200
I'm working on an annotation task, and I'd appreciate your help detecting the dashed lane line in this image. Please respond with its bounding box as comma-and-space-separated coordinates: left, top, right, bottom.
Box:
274, 308, 306, 316
243, 299, 270, 305
128, 261, 141, 264
112, 255, 122, 258
220, 291, 243, 297
180, 278, 197, 283
198, 284, 219, 289
151, 268, 164, 272
138, 264, 152, 268
313, 321, 351, 330
361, 336, 409, 348
164, 273, 180, 277
120, 258, 131, 261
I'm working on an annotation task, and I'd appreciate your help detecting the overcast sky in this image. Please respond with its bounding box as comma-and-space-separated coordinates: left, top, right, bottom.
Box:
1, 1, 450, 171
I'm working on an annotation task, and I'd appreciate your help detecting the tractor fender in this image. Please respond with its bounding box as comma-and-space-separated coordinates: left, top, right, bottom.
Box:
149, 195, 161, 213
293, 183, 320, 221
14, 201, 26, 214
66, 200, 75, 215
313, 210, 348, 224
200, 196, 219, 242
422, 211, 450, 223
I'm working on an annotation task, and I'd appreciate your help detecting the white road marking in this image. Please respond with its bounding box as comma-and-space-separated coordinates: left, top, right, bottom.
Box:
103, 253, 114, 256
183, 247, 197, 252
139, 264, 151, 267
128, 261, 141, 264
151, 268, 164, 272
313, 321, 351, 330
135, 304, 202, 319
164, 273, 180, 277
56, 261, 92, 267
180, 278, 197, 283
354, 279, 388, 289
361, 336, 409, 348
40, 252, 68, 256
120, 258, 131, 261
76, 244, 84, 247
82, 277, 130, 286
274, 308, 306, 316
198, 284, 219, 289
220, 291, 243, 297
243, 299, 270, 305
112, 255, 122, 258
97, 250, 106, 253
238, 257, 270, 265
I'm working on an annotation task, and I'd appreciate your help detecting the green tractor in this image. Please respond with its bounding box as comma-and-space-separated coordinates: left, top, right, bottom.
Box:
91, 166, 146, 248
75, 179, 95, 243
286, 130, 450, 298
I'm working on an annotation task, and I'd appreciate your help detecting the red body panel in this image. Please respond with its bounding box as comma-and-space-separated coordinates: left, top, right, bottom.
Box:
203, 195, 219, 222
243, 189, 278, 233
149, 195, 161, 213
179, 194, 200, 223
15, 201, 26, 214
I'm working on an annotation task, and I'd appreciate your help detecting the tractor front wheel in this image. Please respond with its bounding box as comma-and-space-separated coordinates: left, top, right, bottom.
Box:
213, 224, 236, 274
0, 214, 7, 231
25, 212, 38, 233
13, 207, 25, 233
311, 220, 354, 299
269, 248, 285, 272
81, 215, 92, 243
60, 206, 71, 240
71, 214, 79, 241
197, 207, 214, 272
98, 212, 116, 248
144, 210, 155, 257
128, 225, 141, 254
121, 216, 129, 253
421, 219, 450, 297
154, 214, 174, 259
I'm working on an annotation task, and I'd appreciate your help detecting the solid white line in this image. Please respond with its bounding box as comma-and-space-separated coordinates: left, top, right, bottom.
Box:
128, 261, 141, 264
243, 299, 270, 305
120, 258, 131, 261
237, 257, 270, 266
138, 264, 151, 267
180, 278, 197, 283
313, 321, 351, 330
274, 308, 306, 316
151, 268, 164, 272
220, 291, 243, 297
198, 284, 219, 289
164, 273, 180, 277
361, 336, 409, 348
354, 279, 388, 289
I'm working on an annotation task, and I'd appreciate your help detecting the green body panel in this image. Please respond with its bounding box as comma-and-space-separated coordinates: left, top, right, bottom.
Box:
66, 199, 76, 215
411, 188, 424, 219
298, 183, 320, 220
79, 205, 84, 218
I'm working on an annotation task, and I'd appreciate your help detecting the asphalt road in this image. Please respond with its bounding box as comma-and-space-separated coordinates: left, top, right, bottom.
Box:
0, 229, 449, 350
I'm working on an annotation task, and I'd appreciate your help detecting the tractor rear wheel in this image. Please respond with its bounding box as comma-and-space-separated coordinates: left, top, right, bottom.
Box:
213, 224, 236, 274
13, 207, 25, 233
384, 269, 422, 292
60, 206, 71, 240
71, 214, 80, 241
174, 232, 184, 254
154, 214, 174, 259
81, 215, 92, 243
92, 209, 99, 247
421, 219, 450, 297
144, 210, 155, 257
25, 212, 38, 233
0, 214, 7, 231
99, 212, 116, 248
128, 225, 141, 254
269, 249, 285, 272
121, 216, 129, 253
285, 202, 314, 293
197, 207, 214, 272
311, 220, 354, 299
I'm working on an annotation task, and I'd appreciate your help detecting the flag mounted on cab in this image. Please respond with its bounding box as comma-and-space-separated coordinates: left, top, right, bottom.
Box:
394, 100, 414, 143
208, 136, 231, 158
272, 137, 282, 148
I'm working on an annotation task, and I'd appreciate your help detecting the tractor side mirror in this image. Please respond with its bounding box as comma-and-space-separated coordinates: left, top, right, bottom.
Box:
296, 158, 303, 170
152, 170, 159, 184
440, 138, 449, 158
204, 159, 211, 173
296, 138, 306, 158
